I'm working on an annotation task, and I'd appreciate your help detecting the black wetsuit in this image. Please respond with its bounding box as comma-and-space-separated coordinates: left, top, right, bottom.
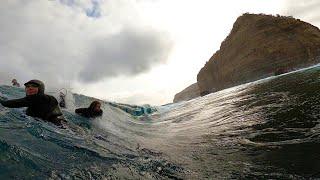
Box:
0, 80, 65, 126
75, 103, 103, 119
12, 82, 20, 87
75, 100, 103, 118
75, 108, 103, 118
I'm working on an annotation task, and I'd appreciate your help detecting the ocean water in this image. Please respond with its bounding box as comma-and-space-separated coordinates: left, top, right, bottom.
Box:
0, 64, 320, 179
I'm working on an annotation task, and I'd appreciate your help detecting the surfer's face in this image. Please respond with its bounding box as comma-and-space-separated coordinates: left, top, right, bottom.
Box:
94, 103, 101, 112
25, 84, 39, 96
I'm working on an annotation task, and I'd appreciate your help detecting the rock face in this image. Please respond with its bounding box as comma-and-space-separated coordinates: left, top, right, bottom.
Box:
197, 13, 320, 95
173, 83, 200, 103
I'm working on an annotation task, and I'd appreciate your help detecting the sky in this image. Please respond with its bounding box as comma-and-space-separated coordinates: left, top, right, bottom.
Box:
0, 0, 319, 105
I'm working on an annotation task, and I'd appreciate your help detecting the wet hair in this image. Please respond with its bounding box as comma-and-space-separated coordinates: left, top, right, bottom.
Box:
89, 101, 101, 111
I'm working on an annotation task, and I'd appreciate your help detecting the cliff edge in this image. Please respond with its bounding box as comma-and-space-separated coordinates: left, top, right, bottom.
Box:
173, 83, 200, 103
197, 13, 320, 95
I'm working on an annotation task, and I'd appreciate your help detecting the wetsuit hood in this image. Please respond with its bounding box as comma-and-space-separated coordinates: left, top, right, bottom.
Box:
24, 79, 45, 95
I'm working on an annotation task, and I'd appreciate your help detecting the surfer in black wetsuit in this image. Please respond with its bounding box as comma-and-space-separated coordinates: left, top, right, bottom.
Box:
0, 79, 66, 126
11, 79, 20, 87
75, 101, 103, 118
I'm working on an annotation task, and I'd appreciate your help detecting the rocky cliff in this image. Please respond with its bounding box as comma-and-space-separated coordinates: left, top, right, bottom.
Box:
173, 83, 200, 103
197, 13, 320, 95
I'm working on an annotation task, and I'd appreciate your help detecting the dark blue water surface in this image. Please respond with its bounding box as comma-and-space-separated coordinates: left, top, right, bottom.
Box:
0, 64, 320, 179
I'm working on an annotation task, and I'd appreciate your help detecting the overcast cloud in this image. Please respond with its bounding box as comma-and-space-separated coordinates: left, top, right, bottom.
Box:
80, 27, 171, 83
1, 0, 320, 105
0, 0, 172, 88
284, 0, 320, 25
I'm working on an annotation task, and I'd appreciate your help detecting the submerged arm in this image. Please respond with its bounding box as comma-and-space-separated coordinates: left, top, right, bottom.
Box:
75, 108, 87, 114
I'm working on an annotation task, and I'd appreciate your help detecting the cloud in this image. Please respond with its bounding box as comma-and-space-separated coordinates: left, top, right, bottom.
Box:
0, 0, 172, 88
79, 27, 172, 82
284, 0, 320, 26
284, 0, 320, 16
59, 0, 102, 17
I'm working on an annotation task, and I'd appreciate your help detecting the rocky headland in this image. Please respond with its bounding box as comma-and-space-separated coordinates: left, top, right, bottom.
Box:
173, 13, 320, 102
173, 83, 200, 103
